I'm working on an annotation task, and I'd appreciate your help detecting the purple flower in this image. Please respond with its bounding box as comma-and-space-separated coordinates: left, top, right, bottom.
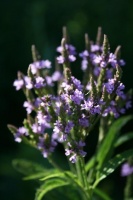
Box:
108, 53, 117, 67
24, 76, 33, 89
65, 121, 74, 133
71, 76, 83, 91
91, 44, 101, 52
14, 127, 28, 143
37, 135, 57, 158
126, 101, 132, 109
30, 60, 51, 74
104, 79, 115, 94
65, 140, 87, 163
116, 83, 125, 98
34, 98, 42, 107
13, 79, 24, 90
52, 71, 62, 81
34, 77, 45, 88
69, 154, 77, 163
81, 59, 88, 71
45, 76, 53, 86
79, 50, 89, 58
31, 123, 45, 134
79, 116, 89, 127
81, 99, 93, 111
37, 111, 51, 128
119, 59, 126, 66
57, 55, 65, 64
56, 44, 76, 55
23, 101, 33, 114
68, 55, 76, 62
71, 89, 84, 105
121, 163, 133, 176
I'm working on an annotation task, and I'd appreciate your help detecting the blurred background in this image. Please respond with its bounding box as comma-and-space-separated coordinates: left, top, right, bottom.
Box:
0, 0, 133, 199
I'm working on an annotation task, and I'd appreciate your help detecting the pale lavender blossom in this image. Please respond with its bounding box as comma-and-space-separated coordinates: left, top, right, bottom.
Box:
31, 123, 45, 134
81, 59, 88, 71
56, 44, 76, 55
70, 89, 84, 105
57, 55, 65, 64
52, 71, 62, 81
91, 44, 101, 52
34, 77, 45, 88
24, 76, 33, 89
13, 79, 24, 90
14, 127, 28, 143
30, 60, 51, 74
121, 163, 133, 176
23, 101, 33, 114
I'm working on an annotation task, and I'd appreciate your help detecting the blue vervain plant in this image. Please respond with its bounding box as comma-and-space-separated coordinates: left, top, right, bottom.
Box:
8, 27, 133, 200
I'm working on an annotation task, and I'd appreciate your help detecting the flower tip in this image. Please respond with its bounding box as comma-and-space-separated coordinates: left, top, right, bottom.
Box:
61, 38, 66, 48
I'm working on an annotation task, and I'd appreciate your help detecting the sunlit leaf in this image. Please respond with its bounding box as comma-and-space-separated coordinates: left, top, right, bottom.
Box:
93, 148, 133, 187
96, 115, 133, 168
115, 132, 133, 147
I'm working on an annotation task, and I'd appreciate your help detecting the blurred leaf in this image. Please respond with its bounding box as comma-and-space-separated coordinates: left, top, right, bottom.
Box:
12, 159, 47, 175
40, 171, 67, 181
93, 188, 112, 200
115, 132, 133, 147
93, 148, 133, 187
85, 156, 95, 172
96, 115, 133, 169
35, 178, 70, 200
23, 169, 58, 180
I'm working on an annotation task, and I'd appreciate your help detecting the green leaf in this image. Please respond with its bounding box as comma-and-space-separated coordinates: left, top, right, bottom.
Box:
96, 115, 133, 168
93, 148, 133, 187
115, 132, 133, 147
93, 188, 112, 200
85, 156, 95, 172
35, 178, 70, 200
12, 159, 46, 176
23, 169, 58, 180
40, 172, 66, 181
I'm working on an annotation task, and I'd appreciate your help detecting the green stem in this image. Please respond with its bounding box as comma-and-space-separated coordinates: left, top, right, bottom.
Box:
76, 156, 91, 200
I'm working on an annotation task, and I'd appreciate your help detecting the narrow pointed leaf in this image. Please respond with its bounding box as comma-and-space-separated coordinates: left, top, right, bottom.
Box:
35, 178, 69, 200
96, 115, 133, 168
94, 188, 112, 200
12, 159, 46, 175
115, 132, 133, 147
94, 148, 133, 187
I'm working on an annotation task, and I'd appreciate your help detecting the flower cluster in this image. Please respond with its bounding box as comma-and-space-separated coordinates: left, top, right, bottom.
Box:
9, 28, 132, 163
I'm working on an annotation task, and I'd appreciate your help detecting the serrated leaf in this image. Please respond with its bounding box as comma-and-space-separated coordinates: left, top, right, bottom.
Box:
12, 159, 46, 175
93, 148, 133, 187
115, 132, 133, 147
35, 178, 70, 200
96, 115, 133, 168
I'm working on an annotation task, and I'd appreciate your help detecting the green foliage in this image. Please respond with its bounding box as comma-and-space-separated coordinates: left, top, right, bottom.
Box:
93, 149, 133, 187
85, 115, 133, 173
35, 178, 70, 200
12, 159, 46, 175
96, 115, 133, 169
115, 132, 133, 147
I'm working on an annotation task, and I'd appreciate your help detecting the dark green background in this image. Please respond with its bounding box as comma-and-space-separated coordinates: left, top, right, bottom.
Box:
0, 0, 133, 199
